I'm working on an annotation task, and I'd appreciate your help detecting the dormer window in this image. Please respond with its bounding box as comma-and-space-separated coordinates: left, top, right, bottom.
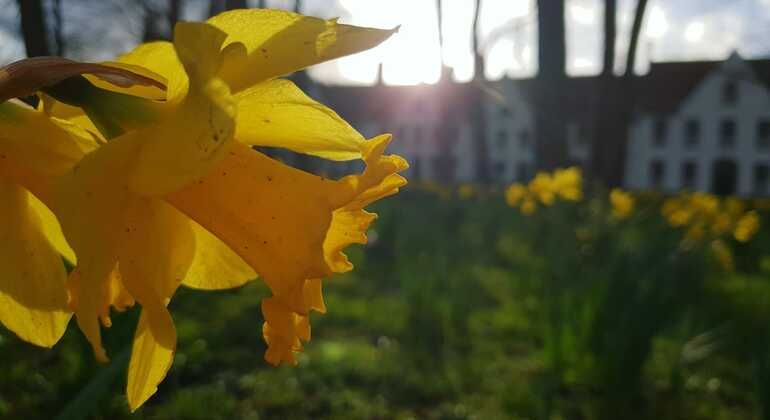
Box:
722, 81, 738, 106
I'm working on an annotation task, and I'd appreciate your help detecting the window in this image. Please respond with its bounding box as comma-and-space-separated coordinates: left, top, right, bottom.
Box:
497, 130, 508, 149
653, 119, 667, 147
757, 120, 770, 150
516, 162, 530, 181
684, 119, 700, 148
577, 124, 590, 146
681, 161, 697, 189
755, 164, 769, 195
720, 119, 736, 148
712, 159, 738, 196
722, 81, 738, 106
519, 130, 531, 148
650, 160, 665, 188
494, 162, 507, 178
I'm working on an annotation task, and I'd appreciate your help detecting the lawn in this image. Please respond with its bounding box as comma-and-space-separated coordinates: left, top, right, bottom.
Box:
2, 186, 770, 419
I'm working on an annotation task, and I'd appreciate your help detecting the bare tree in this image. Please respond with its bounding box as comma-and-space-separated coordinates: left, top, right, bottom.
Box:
590, 0, 648, 187
168, 0, 182, 31
602, 0, 616, 76
52, 0, 65, 55
625, 0, 648, 77
534, 0, 568, 170
225, 0, 247, 9
16, 0, 51, 57
208, 0, 224, 16
469, 0, 490, 182
433, 0, 458, 181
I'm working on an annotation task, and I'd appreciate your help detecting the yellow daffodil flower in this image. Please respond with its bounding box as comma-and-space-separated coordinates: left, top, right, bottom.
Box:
505, 184, 527, 207
609, 188, 634, 220
529, 172, 555, 205
710, 239, 734, 271
734, 211, 760, 242
661, 192, 760, 246
10, 9, 405, 411
521, 198, 537, 215
457, 184, 475, 200
504, 167, 582, 215
0, 100, 96, 348
552, 167, 582, 201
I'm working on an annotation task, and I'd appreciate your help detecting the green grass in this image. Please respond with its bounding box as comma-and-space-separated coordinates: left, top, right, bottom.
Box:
3, 188, 770, 419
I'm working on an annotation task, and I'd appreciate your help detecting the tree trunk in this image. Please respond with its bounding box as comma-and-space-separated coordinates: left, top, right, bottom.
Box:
589, 0, 617, 183
52, 0, 65, 55
470, 0, 490, 182
168, 0, 182, 37
625, 0, 648, 77
208, 0, 224, 17
433, 0, 457, 182
16, 0, 51, 57
602, 0, 616, 77
534, 0, 568, 171
591, 0, 648, 187
225, 0, 247, 9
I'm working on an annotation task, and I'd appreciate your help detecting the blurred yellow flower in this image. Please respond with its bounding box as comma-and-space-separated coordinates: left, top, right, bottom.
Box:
529, 172, 555, 205
458, 184, 475, 200
521, 198, 537, 215
504, 167, 582, 215
609, 188, 634, 220
505, 184, 527, 207
734, 211, 760, 242
662, 192, 760, 247
710, 239, 735, 271
552, 167, 582, 201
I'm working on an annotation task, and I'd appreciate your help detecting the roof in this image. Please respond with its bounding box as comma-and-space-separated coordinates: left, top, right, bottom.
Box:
311, 56, 770, 123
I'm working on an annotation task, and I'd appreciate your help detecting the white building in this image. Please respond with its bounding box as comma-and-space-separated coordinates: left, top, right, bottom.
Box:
317, 53, 770, 196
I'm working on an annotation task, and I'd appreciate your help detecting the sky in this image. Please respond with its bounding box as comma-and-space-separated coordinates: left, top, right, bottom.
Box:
0, 0, 769, 85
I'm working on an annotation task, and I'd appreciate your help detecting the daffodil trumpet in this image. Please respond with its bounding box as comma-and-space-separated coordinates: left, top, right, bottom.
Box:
0, 9, 406, 411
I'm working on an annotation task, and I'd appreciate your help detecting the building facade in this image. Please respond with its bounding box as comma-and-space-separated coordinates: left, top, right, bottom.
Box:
316, 53, 770, 196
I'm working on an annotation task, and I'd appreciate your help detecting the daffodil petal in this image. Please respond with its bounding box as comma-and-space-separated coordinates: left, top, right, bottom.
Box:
167, 135, 406, 364
28, 185, 75, 263
168, 135, 407, 301
235, 79, 364, 160
0, 101, 98, 177
0, 181, 71, 347
127, 309, 175, 412
119, 198, 193, 411
127, 23, 236, 196
53, 136, 139, 362
183, 220, 256, 290
207, 9, 397, 92
117, 42, 187, 104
